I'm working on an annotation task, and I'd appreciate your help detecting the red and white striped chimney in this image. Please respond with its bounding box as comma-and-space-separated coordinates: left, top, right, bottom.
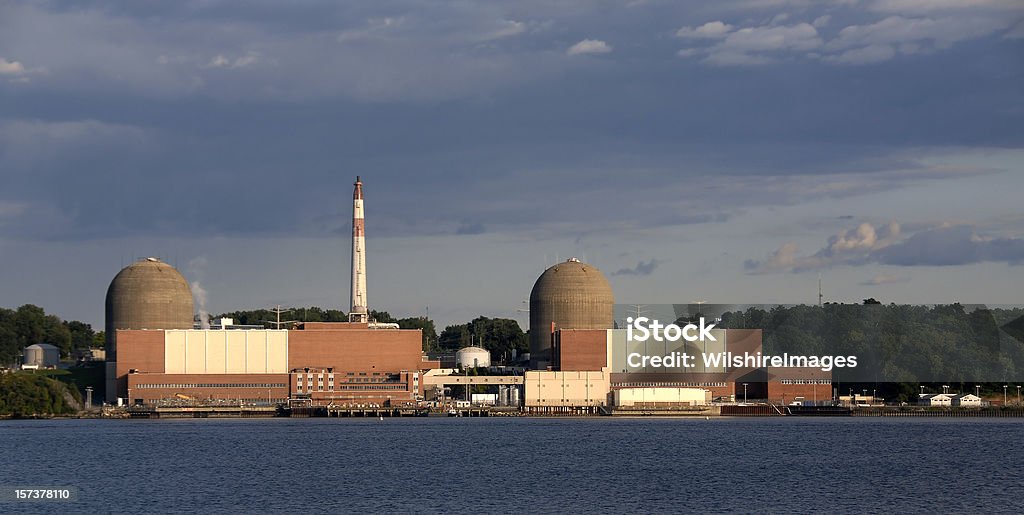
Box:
350, 176, 368, 322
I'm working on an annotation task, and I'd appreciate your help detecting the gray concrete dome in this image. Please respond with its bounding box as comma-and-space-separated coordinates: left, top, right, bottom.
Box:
104, 257, 194, 359
529, 258, 614, 368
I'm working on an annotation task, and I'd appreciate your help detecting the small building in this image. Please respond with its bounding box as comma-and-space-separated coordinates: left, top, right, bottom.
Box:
471, 393, 498, 405
74, 348, 106, 362
614, 387, 710, 407
919, 393, 955, 407
952, 393, 982, 407
23, 343, 60, 369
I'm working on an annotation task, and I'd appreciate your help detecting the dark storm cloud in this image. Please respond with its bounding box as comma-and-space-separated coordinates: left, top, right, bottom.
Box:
876, 226, 1024, 266
612, 259, 661, 277
0, 0, 1022, 242
748, 222, 1024, 273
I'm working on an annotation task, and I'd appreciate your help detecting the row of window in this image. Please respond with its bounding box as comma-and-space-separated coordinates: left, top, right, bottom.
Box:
136, 383, 287, 389
292, 371, 385, 376
297, 378, 401, 385
295, 385, 407, 392
779, 379, 832, 385
615, 382, 729, 388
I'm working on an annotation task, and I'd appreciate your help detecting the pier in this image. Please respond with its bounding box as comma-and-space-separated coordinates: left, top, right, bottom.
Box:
126, 406, 278, 418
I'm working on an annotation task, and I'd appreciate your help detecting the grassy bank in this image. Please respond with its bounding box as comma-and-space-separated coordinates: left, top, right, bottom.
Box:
0, 372, 82, 417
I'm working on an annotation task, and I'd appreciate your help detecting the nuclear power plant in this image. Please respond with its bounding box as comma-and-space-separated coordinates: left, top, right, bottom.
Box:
104, 176, 830, 415
105, 177, 425, 407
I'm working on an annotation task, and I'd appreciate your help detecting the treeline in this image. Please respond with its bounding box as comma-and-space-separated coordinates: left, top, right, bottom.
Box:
0, 305, 103, 365
215, 307, 441, 352
717, 302, 1024, 397
216, 307, 527, 359
437, 317, 528, 361
0, 373, 81, 417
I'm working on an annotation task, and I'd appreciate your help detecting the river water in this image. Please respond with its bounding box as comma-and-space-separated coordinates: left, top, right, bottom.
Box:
2, 417, 1022, 513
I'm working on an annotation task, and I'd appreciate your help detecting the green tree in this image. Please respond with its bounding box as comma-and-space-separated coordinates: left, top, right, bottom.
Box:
397, 317, 438, 351
438, 324, 471, 350
370, 310, 395, 323
0, 373, 81, 417
466, 317, 528, 363
64, 320, 95, 351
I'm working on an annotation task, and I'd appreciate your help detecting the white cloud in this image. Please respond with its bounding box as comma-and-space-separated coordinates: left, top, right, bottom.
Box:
0, 57, 26, 75
676, 21, 734, 39
746, 221, 901, 273
205, 52, 259, 69
746, 242, 802, 273
206, 55, 230, 68
232, 52, 259, 68
675, 7, 1014, 68
676, 48, 701, 58
722, 23, 822, 52
824, 44, 896, 64
337, 17, 405, 43
827, 16, 1012, 52
703, 22, 821, 65
483, 20, 526, 41
870, 0, 1024, 14
567, 39, 612, 55
830, 222, 901, 252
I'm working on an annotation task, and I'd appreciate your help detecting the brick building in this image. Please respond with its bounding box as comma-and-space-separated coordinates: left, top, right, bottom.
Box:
114, 322, 429, 406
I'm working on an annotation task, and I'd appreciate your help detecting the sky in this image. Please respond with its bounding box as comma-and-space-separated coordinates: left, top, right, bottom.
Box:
1, 0, 1022, 331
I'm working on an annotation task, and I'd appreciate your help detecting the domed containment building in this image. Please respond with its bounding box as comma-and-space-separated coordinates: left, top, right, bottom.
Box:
529, 258, 614, 369
105, 257, 194, 401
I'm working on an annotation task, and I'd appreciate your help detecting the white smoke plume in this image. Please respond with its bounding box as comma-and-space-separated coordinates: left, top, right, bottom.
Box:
187, 256, 211, 329
191, 281, 210, 329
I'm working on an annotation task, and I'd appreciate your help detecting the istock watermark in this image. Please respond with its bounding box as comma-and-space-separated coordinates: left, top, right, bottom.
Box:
624, 315, 856, 371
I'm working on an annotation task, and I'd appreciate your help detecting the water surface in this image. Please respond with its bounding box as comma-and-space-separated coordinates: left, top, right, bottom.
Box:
2, 417, 1022, 513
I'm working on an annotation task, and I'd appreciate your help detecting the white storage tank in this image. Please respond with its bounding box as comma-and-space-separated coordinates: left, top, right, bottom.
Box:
456, 346, 491, 368
23, 343, 61, 368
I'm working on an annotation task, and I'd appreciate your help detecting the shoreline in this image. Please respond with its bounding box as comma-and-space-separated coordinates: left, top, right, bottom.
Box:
6, 406, 1024, 420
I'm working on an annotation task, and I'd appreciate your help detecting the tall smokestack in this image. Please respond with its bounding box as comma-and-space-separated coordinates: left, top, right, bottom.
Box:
350, 176, 368, 323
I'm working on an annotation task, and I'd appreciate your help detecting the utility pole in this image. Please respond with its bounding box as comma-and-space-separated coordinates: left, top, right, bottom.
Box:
265, 305, 298, 329
818, 273, 823, 307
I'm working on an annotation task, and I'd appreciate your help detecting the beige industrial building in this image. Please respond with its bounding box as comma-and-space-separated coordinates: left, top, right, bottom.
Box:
523, 370, 610, 412
162, 329, 289, 375
614, 387, 710, 407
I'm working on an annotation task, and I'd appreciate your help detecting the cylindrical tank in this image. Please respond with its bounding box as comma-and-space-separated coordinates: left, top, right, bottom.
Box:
456, 346, 491, 368
23, 344, 60, 367
510, 385, 520, 407
104, 257, 194, 360
23, 345, 43, 366
529, 258, 614, 368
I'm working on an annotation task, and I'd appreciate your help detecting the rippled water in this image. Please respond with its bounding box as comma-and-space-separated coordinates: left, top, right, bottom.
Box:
2, 417, 1023, 513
